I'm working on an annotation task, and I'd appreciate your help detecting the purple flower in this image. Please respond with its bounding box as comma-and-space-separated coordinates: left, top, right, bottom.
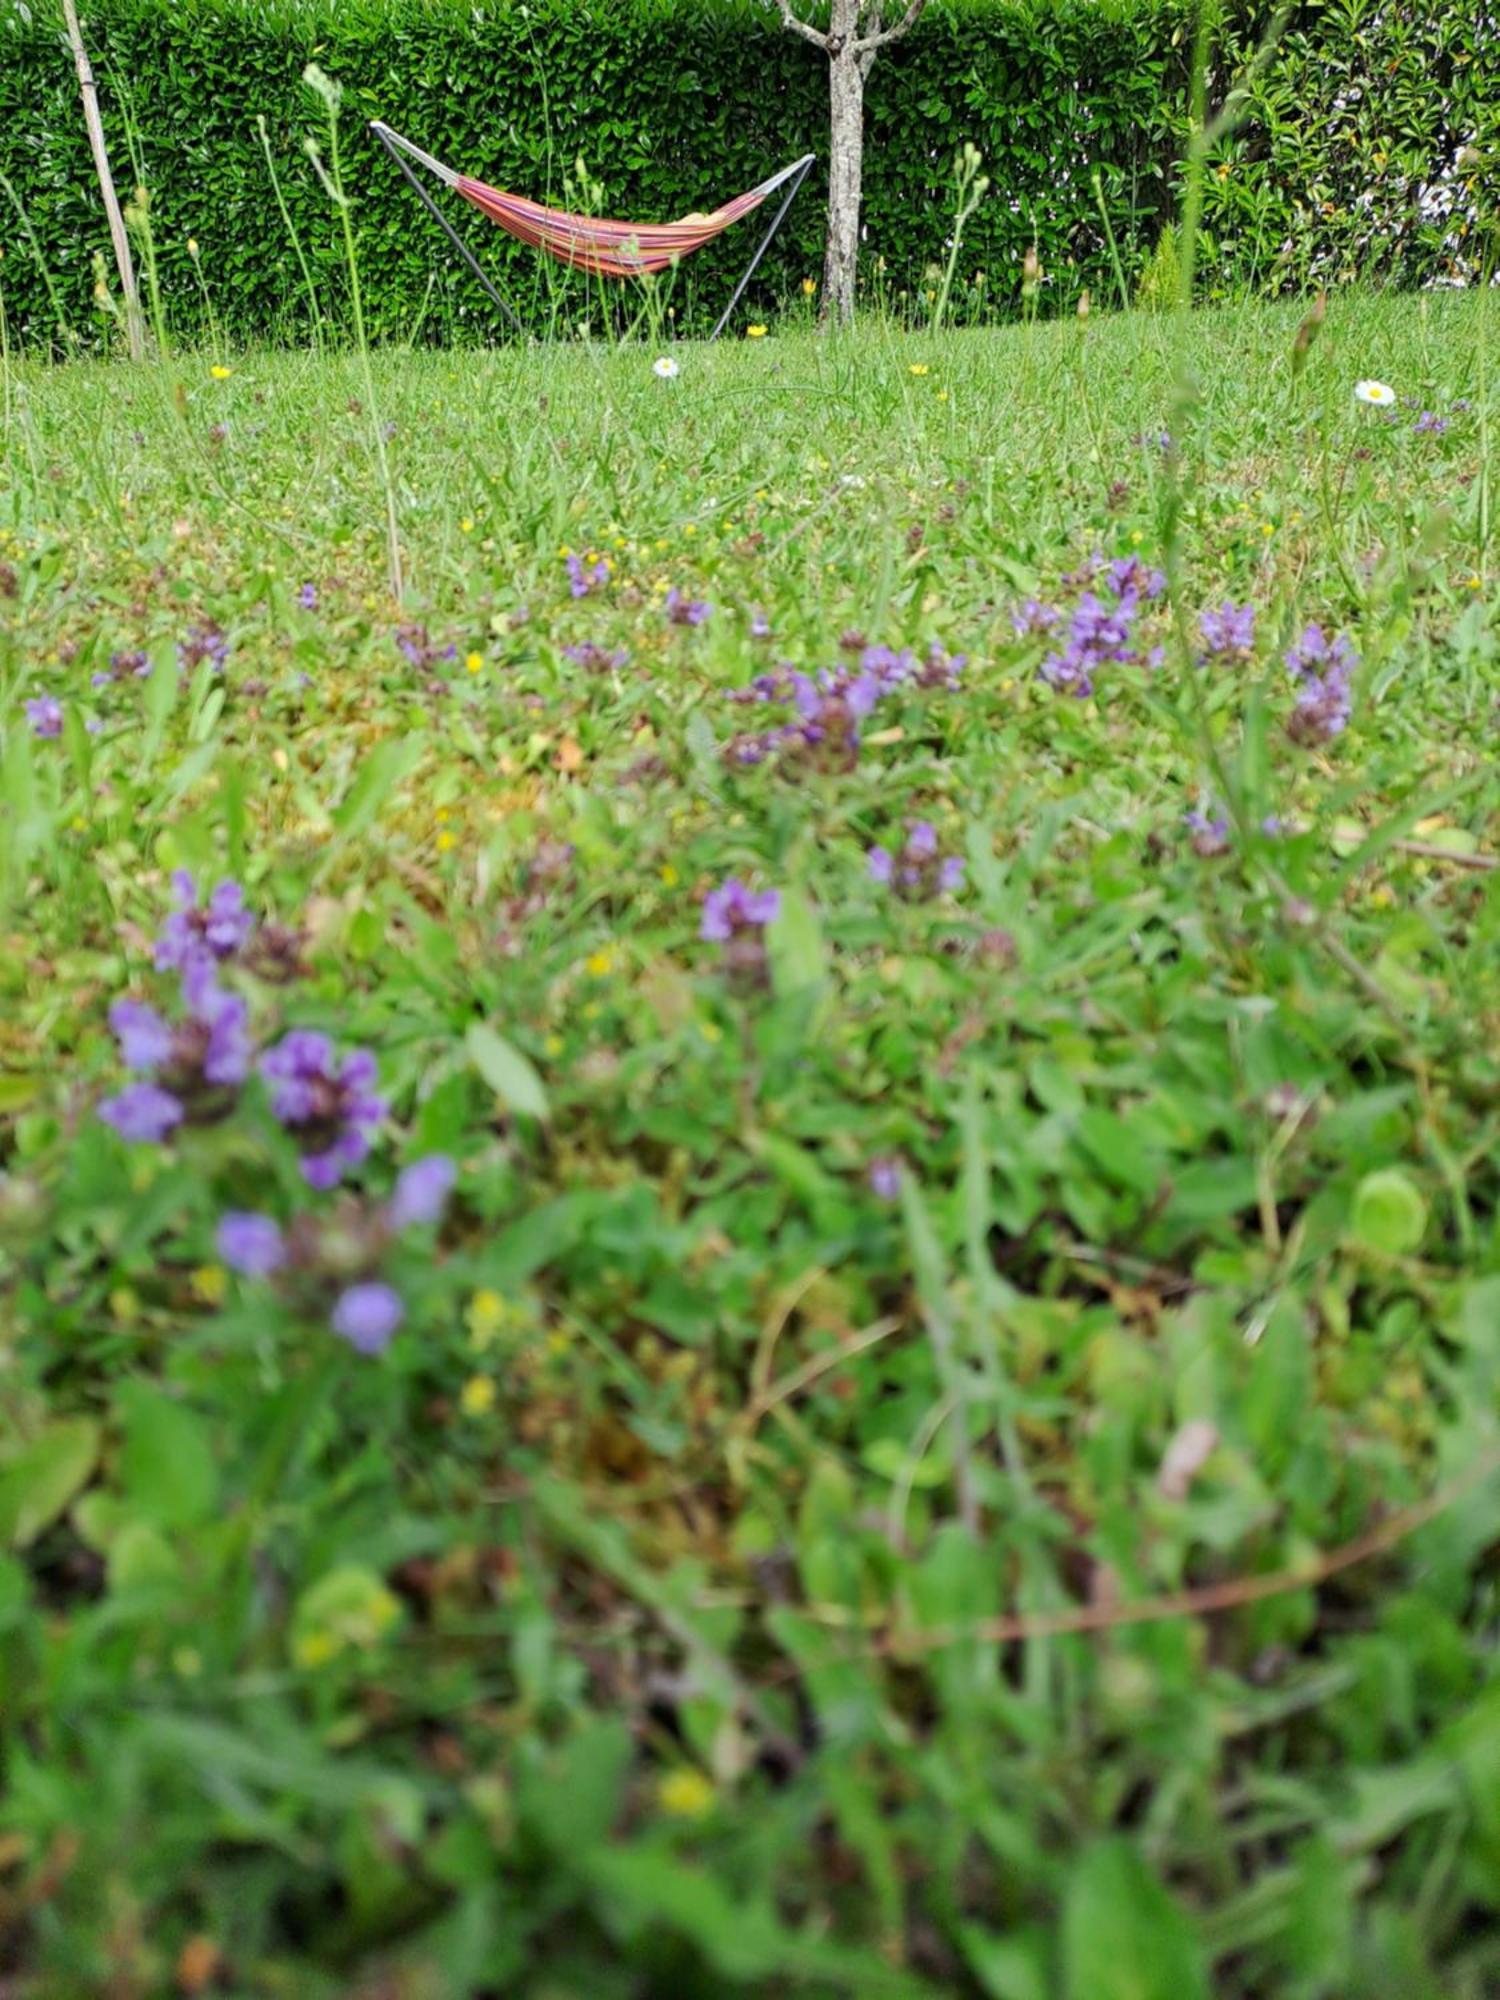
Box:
388, 1155, 456, 1230
261, 1032, 385, 1188
331, 1282, 404, 1355
700, 878, 781, 942
561, 642, 629, 673
868, 846, 894, 885
99, 1081, 184, 1143
1039, 589, 1142, 698
1185, 808, 1231, 858
750, 610, 772, 639
565, 553, 610, 599
868, 1157, 902, 1201
25, 697, 62, 739
218, 1211, 286, 1277
1289, 672, 1353, 745
907, 821, 938, 860
1104, 555, 1167, 602
156, 872, 255, 973
181, 957, 251, 1086
298, 582, 319, 609
1285, 624, 1358, 681
110, 998, 174, 1071
177, 622, 229, 675
666, 588, 711, 627
1199, 600, 1256, 660
938, 856, 965, 892
1011, 598, 1059, 638
1413, 411, 1448, 437
1451, 398, 1472, 414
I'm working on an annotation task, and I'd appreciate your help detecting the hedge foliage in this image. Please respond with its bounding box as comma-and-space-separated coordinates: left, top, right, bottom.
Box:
0, 0, 1494, 348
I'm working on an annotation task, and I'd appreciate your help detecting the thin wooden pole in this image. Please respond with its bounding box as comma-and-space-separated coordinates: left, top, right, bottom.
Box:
60, 0, 145, 360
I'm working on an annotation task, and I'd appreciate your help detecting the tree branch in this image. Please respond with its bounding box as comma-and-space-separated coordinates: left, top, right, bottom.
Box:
854, 0, 926, 52
774, 0, 830, 50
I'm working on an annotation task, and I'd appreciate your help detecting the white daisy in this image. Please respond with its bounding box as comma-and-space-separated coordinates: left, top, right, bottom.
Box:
652, 356, 680, 380
1353, 379, 1396, 406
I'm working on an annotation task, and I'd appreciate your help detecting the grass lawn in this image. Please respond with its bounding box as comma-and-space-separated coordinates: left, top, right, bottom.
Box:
2, 293, 1499, 1997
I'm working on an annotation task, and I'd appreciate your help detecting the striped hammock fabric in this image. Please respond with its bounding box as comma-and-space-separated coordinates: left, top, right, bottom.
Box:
372, 123, 811, 280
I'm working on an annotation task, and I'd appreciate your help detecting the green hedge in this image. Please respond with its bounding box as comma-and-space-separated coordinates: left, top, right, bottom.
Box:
0, 0, 1494, 348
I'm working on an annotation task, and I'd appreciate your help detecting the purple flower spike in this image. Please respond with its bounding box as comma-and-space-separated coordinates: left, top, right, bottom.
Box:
868, 1157, 901, 1201
298, 582, 319, 609
332, 1282, 404, 1355
1413, 411, 1448, 437
939, 855, 965, 892
1199, 600, 1256, 660
181, 958, 252, 1086
99, 1081, 183, 1143
700, 878, 781, 942
907, 821, 938, 860
217, 1211, 286, 1277
388, 1155, 456, 1230
868, 846, 894, 885
110, 998, 174, 1072
25, 697, 63, 739
156, 872, 255, 972
261, 1033, 385, 1188
666, 588, 711, 627
1011, 598, 1059, 637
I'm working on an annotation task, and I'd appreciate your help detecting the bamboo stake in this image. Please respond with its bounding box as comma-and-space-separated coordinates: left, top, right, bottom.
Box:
60, 0, 145, 360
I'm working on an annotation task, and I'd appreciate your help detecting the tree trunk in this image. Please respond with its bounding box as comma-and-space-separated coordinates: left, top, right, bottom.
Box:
821, 45, 864, 328
61, 0, 146, 360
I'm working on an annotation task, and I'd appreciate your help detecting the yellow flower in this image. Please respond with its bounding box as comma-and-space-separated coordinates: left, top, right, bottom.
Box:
293, 1630, 340, 1670
802, 277, 817, 296
935, 389, 949, 402
658, 1768, 716, 1818
659, 863, 679, 886
460, 517, 475, 533
465, 650, 484, 674
746, 324, 768, 339
469, 1289, 507, 1342
909, 363, 930, 377
586, 947, 615, 977
436, 831, 457, 853
460, 1375, 496, 1417
190, 1265, 227, 1306
209, 365, 232, 380
544, 1033, 565, 1057
186, 237, 200, 257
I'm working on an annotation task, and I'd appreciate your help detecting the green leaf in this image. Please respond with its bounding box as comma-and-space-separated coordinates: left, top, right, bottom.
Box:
1349, 1168, 1427, 1255
766, 886, 828, 1002
328, 732, 424, 847
0, 1419, 101, 1549
465, 1021, 550, 1120
117, 1382, 219, 1529
1062, 1839, 1208, 2000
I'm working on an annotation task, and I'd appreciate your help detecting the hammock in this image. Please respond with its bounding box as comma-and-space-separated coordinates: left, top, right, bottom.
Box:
371, 122, 814, 339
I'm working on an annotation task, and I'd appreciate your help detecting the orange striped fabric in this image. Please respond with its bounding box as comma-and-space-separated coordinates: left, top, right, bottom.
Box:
455, 174, 781, 278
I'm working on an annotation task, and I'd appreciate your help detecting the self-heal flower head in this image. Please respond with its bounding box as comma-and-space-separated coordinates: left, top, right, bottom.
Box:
565, 552, 610, 599
298, 581, 319, 609
155, 872, 255, 972
1199, 599, 1256, 661
907, 821, 938, 860
561, 642, 628, 673
1413, 410, 1448, 437
652, 356, 680, 380
1354, 380, 1396, 407
217, 1211, 286, 1277
177, 621, 229, 675
180, 956, 252, 1087
868, 1157, 901, 1201
750, 609, 772, 639
868, 846, 895, 885
1289, 671, 1353, 745
1039, 589, 1140, 698
25, 697, 62, 739
938, 855, 965, 892
700, 879, 781, 942
1185, 808, 1231, 858
388, 1155, 456, 1230
260, 1031, 385, 1189
110, 998, 174, 1072
666, 588, 711, 627
332, 1281, 404, 1355
1103, 556, 1167, 603
1011, 598, 1060, 638
99, 1080, 184, 1143
1284, 624, 1359, 682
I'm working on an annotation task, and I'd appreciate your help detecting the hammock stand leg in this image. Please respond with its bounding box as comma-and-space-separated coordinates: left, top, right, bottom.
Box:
708, 154, 814, 343
372, 123, 526, 338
